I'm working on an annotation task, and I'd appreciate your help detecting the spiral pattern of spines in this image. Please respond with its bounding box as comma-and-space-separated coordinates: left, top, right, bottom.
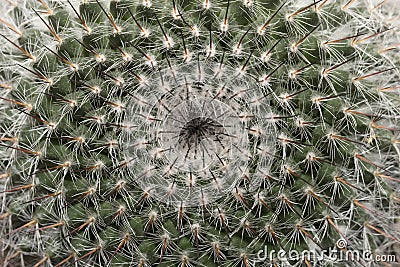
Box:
1, 0, 399, 266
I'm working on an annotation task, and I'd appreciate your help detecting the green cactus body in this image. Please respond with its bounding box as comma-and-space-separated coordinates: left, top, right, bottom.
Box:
0, 0, 399, 266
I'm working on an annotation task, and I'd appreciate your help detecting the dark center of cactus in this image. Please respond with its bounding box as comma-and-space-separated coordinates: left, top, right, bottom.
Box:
157, 96, 240, 173
177, 116, 226, 158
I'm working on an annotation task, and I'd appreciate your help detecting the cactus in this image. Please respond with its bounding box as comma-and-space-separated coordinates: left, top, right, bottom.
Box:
0, 0, 399, 266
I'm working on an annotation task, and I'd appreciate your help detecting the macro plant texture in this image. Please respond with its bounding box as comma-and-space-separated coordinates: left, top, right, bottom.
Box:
0, 0, 400, 266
